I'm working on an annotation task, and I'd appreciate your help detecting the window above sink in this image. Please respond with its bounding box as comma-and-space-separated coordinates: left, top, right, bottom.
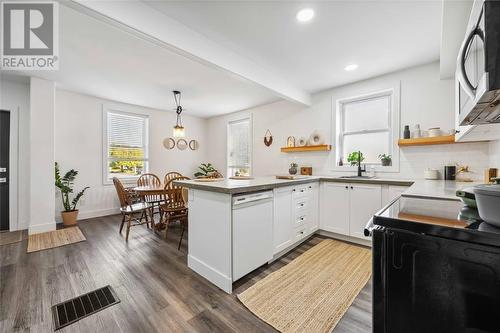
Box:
332, 85, 401, 173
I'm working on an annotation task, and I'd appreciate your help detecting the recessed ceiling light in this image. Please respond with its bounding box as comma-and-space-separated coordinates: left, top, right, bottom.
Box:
296, 8, 314, 23
344, 64, 359, 71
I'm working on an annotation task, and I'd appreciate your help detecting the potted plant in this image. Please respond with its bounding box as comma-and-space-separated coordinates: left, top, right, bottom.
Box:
379, 154, 392, 166
55, 162, 89, 226
194, 163, 223, 178
347, 151, 364, 166
289, 162, 298, 175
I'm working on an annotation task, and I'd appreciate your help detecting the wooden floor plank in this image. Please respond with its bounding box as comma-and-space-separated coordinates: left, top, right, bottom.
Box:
0, 214, 372, 332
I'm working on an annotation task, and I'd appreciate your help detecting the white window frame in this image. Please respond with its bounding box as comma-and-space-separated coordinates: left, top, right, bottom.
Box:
333, 86, 400, 173
102, 105, 149, 185
226, 114, 253, 177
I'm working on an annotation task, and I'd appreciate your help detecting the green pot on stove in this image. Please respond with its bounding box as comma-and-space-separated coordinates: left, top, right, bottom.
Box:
456, 187, 477, 208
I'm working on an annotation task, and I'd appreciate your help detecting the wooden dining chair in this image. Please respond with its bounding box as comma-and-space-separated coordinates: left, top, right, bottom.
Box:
137, 173, 163, 219
159, 176, 190, 250
113, 177, 152, 241
164, 172, 183, 186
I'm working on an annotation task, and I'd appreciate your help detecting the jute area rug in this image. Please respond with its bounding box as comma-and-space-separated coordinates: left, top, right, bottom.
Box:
27, 227, 86, 253
238, 239, 371, 333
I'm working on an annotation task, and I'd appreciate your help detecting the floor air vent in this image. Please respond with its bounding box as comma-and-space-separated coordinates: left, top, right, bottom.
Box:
52, 285, 120, 330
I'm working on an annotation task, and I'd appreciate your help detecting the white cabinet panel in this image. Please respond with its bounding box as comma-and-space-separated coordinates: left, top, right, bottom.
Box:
349, 184, 382, 239
273, 186, 294, 254
320, 182, 350, 235
308, 183, 320, 234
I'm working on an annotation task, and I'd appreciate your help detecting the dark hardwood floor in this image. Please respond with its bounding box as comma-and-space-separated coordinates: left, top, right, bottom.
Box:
0, 215, 371, 332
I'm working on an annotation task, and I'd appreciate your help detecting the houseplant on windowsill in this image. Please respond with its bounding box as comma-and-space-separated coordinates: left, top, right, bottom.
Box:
378, 154, 392, 166
347, 151, 364, 166
55, 162, 89, 226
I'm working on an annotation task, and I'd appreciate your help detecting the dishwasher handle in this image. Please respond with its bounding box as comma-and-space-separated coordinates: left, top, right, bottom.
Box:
233, 192, 273, 206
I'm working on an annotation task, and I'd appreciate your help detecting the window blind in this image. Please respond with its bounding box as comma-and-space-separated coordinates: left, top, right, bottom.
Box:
228, 118, 251, 169
105, 111, 148, 180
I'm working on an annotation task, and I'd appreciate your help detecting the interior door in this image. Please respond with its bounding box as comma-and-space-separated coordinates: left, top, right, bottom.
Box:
0, 110, 10, 231
349, 184, 381, 239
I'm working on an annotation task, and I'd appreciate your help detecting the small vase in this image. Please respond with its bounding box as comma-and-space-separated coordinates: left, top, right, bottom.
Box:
61, 210, 79, 226
403, 125, 410, 139
289, 166, 298, 175
381, 159, 392, 166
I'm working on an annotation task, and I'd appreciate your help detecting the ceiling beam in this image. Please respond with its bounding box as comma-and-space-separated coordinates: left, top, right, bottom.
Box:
69, 0, 311, 106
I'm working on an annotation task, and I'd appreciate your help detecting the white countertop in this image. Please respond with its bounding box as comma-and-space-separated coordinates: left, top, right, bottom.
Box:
402, 180, 481, 201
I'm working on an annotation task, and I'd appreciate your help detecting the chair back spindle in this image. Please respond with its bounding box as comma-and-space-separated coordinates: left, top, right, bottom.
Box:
137, 173, 161, 203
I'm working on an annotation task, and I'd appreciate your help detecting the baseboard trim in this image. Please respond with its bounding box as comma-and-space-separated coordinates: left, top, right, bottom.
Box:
188, 254, 233, 294
317, 229, 372, 247
28, 222, 56, 235
54, 208, 120, 223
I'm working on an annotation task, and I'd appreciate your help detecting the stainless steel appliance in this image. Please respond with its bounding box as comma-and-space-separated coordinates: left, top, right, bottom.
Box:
366, 196, 500, 332
456, 0, 500, 125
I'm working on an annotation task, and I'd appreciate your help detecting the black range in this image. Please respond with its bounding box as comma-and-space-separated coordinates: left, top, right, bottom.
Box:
366, 196, 500, 333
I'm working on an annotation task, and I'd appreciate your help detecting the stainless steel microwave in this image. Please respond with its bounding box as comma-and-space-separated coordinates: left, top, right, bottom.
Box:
456, 0, 500, 125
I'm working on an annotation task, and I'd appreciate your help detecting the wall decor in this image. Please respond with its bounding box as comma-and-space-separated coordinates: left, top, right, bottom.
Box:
286, 136, 296, 147
297, 137, 307, 147
308, 130, 324, 146
163, 137, 175, 150
264, 129, 273, 147
189, 139, 199, 151
177, 138, 188, 150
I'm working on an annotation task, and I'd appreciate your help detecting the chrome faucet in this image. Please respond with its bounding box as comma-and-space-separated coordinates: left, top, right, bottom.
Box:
357, 151, 366, 177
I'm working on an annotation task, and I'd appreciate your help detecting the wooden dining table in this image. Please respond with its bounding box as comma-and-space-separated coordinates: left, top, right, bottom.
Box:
132, 184, 188, 225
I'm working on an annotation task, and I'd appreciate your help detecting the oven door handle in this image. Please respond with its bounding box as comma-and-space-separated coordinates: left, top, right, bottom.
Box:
458, 27, 484, 100
364, 217, 375, 237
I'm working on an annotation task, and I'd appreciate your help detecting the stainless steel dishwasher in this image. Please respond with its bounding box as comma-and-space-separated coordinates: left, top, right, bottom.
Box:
232, 190, 273, 281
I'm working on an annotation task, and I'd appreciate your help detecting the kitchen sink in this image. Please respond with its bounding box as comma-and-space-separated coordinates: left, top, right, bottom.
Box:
338, 176, 376, 179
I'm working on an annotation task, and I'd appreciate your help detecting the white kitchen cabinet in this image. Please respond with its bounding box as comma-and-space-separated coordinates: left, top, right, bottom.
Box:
349, 184, 382, 239
320, 182, 350, 235
273, 182, 319, 255
320, 182, 382, 240
308, 183, 320, 233
273, 186, 294, 254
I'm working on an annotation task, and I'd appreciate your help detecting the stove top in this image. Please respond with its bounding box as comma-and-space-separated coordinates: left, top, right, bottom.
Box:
374, 196, 500, 247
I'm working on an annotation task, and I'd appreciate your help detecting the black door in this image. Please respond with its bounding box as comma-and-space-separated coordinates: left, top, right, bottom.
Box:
0, 110, 10, 231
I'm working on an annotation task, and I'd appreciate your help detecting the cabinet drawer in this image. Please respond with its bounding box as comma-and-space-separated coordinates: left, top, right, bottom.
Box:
293, 185, 310, 198
294, 226, 307, 241
294, 213, 308, 227
294, 197, 309, 212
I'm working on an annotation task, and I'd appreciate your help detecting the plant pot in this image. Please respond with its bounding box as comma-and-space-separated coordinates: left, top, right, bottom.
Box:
289, 167, 298, 175
381, 159, 392, 166
61, 210, 79, 226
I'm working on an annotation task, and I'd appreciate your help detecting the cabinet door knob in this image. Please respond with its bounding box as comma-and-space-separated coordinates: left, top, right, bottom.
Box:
345, 186, 348, 189
350, 186, 353, 189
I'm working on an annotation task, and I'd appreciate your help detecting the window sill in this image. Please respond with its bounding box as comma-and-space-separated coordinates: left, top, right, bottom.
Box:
103, 176, 140, 186
331, 164, 399, 173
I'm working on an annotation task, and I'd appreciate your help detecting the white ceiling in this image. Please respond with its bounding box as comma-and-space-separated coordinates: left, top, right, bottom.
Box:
5, 1, 446, 117
6, 4, 280, 118
144, 0, 443, 93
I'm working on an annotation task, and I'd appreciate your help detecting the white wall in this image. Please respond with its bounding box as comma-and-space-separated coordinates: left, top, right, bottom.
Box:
54, 89, 208, 220
29, 77, 56, 233
490, 140, 500, 170
207, 62, 493, 181
0, 77, 30, 231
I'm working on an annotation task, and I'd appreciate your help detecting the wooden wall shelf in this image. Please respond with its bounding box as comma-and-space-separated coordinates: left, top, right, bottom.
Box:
398, 135, 455, 147
280, 145, 331, 153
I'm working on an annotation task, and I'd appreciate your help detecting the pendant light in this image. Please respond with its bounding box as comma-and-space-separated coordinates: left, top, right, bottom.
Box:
172, 90, 185, 138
